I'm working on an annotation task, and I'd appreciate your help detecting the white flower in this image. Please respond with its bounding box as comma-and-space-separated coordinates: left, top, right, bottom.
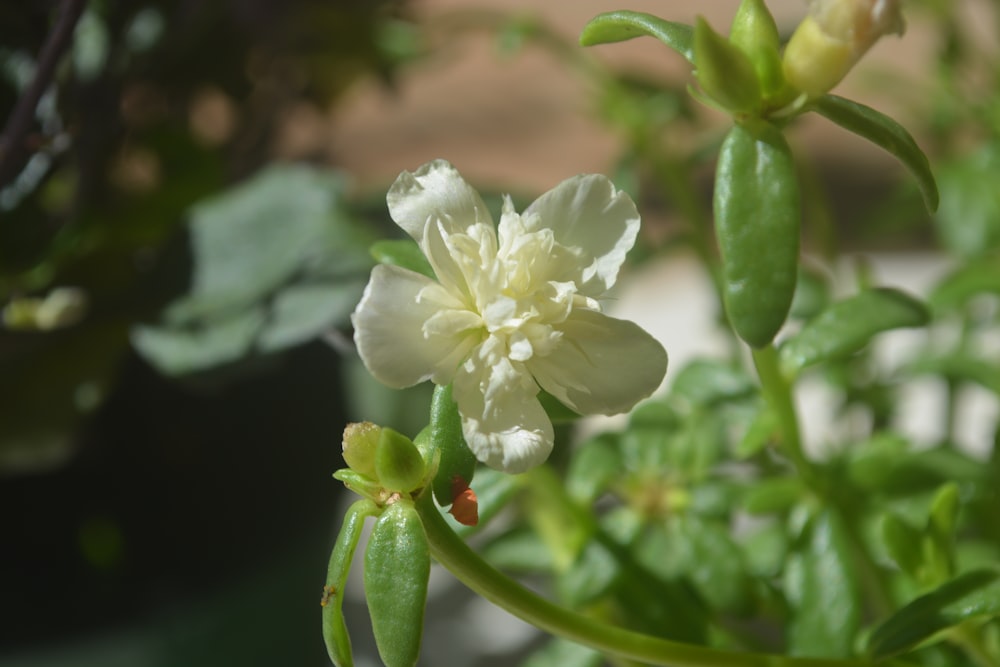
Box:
352, 160, 667, 474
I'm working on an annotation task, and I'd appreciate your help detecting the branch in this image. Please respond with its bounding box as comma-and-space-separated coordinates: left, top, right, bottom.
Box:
0, 0, 88, 190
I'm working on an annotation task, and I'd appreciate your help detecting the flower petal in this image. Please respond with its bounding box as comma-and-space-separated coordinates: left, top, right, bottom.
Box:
387, 160, 493, 242
523, 174, 640, 296
453, 348, 554, 474
528, 308, 667, 415
352, 264, 478, 388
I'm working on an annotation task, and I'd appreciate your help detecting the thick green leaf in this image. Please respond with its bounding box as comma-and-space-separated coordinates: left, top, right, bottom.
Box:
867, 568, 1000, 660
715, 120, 801, 348
811, 95, 939, 212
322, 499, 379, 667
786, 511, 861, 658
365, 501, 430, 667
779, 288, 929, 377
579, 10, 693, 63
369, 239, 435, 279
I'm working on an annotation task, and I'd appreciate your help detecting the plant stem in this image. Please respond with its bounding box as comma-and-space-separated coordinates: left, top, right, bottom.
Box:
416, 491, 909, 667
751, 345, 895, 617
751, 345, 815, 485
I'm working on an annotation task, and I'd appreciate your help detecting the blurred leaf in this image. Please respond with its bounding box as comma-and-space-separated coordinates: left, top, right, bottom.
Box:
481, 526, 553, 573
523, 638, 602, 667
908, 354, 1000, 395
930, 255, 1000, 312
579, 11, 693, 63
743, 476, 805, 515
779, 288, 929, 377
811, 95, 939, 212
670, 358, 756, 408
789, 264, 832, 321
735, 400, 778, 458
566, 432, 623, 505
786, 511, 861, 658
369, 239, 434, 279
557, 539, 622, 606
867, 569, 1000, 660
131, 165, 372, 376
933, 144, 1000, 257
882, 513, 925, 581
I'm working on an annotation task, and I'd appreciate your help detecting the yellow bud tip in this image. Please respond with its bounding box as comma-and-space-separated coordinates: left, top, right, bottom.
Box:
783, 0, 905, 97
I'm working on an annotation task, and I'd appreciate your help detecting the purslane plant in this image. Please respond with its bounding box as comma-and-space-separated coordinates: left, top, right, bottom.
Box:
323, 2, 1000, 667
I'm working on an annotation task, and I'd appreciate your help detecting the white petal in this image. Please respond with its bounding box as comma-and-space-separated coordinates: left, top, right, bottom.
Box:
453, 352, 554, 474
523, 174, 640, 296
352, 264, 477, 388
387, 160, 493, 242
528, 308, 667, 415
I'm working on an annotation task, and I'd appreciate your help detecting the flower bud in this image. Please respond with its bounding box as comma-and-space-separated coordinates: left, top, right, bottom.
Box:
782, 0, 904, 97
342, 421, 381, 478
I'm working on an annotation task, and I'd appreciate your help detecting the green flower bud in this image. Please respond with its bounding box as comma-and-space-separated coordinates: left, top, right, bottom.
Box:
375, 428, 427, 494
693, 16, 762, 114
342, 421, 381, 478
783, 0, 905, 97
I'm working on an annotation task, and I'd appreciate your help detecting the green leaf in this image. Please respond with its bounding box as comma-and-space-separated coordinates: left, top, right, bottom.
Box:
365, 501, 430, 667
786, 511, 862, 657
929, 255, 1000, 312
735, 400, 778, 458
909, 354, 1000, 395
933, 144, 1000, 257
670, 358, 756, 408
779, 288, 929, 377
882, 512, 925, 581
523, 638, 603, 667
811, 95, 939, 212
557, 539, 622, 606
693, 17, 761, 114
369, 239, 435, 279
131, 164, 372, 376
867, 568, 1000, 660
323, 499, 379, 667
566, 433, 624, 505
743, 476, 805, 514
715, 120, 801, 348
579, 11, 693, 63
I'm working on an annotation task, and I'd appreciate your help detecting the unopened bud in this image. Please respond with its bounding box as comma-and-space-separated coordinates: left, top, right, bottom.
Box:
342, 422, 381, 478
782, 0, 904, 97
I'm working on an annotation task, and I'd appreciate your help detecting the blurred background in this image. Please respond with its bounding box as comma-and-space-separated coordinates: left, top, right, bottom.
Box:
1, 0, 997, 665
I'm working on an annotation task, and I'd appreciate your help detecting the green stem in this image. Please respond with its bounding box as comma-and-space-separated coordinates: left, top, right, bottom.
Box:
751, 345, 814, 485
751, 345, 895, 618
950, 623, 1000, 667
416, 492, 909, 667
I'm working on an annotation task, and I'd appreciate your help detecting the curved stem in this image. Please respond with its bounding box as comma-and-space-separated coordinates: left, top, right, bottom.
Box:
416, 492, 909, 667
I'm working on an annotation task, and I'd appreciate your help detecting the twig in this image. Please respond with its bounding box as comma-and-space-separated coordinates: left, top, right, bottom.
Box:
0, 0, 88, 190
